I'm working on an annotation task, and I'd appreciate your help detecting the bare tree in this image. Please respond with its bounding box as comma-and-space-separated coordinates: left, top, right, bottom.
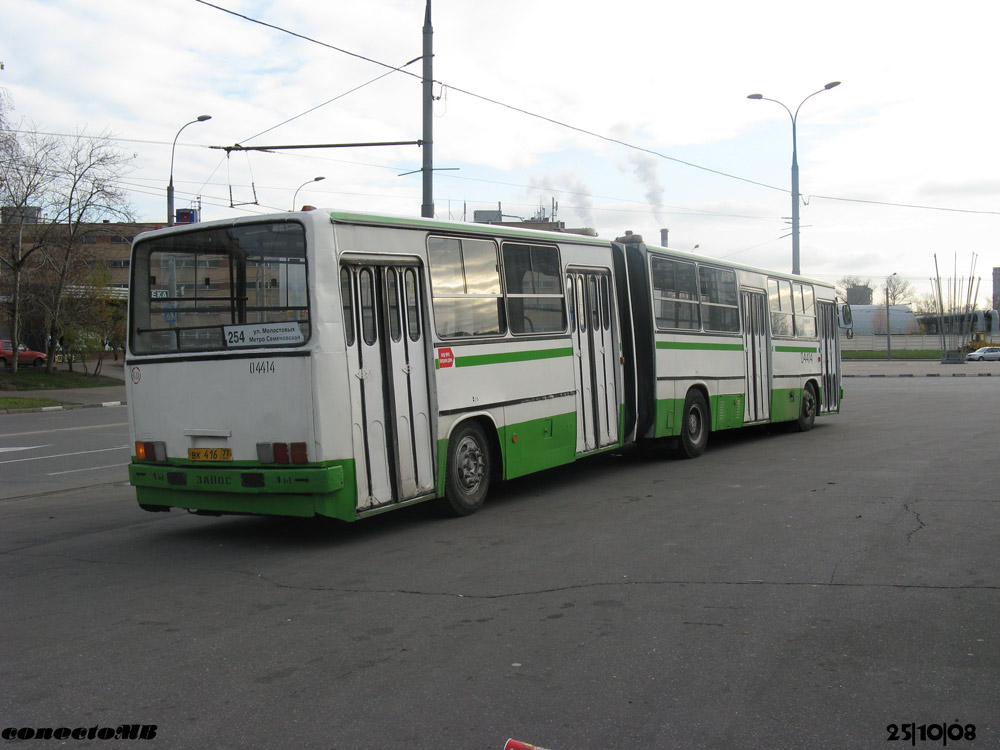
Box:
0, 95, 63, 373
1, 94, 135, 375
883, 274, 916, 306
911, 292, 940, 316
837, 275, 873, 306
38, 131, 134, 372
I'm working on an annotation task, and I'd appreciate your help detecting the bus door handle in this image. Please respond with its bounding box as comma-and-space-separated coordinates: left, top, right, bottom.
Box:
355, 368, 371, 380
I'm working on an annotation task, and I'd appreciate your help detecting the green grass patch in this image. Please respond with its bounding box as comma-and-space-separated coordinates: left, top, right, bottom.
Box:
842, 350, 941, 360
0, 396, 67, 410
0, 368, 122, 391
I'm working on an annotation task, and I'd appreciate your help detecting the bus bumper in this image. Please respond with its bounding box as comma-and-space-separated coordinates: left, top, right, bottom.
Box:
128, 460, 359, 520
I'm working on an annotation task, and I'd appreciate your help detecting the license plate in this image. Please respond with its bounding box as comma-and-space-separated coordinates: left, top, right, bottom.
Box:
188, 448, 233, 462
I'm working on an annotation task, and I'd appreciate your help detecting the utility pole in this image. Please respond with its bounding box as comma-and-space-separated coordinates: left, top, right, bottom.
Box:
421, 0, 434, 218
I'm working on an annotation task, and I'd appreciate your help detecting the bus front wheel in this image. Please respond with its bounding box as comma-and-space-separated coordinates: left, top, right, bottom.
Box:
678, 390, 709, 459
443, 421, 491, 516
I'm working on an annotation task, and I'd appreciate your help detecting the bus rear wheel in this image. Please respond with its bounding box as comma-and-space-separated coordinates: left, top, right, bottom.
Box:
678, 390, 709, 459
796, 383, 818, 432
443, 421, 491, 516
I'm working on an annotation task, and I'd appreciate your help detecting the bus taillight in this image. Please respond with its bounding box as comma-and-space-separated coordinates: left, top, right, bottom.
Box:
290, 442, 308, 464
256, 442, 309, 464
135, 441, 167, 462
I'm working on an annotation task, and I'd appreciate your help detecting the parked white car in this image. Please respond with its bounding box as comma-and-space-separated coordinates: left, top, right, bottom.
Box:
966, 346, 1000, 361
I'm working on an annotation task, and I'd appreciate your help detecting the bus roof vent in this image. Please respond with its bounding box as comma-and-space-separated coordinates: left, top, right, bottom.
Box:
615, 230, 643, 244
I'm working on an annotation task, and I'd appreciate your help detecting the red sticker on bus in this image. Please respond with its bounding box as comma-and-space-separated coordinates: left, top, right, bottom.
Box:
438, 347, 454, 368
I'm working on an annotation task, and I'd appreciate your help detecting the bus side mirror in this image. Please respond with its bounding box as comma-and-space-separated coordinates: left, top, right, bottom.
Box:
841, 303, 853, 327
840, 303, 854, 339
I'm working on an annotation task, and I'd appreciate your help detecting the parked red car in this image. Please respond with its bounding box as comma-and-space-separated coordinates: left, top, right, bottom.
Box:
1, 340, 47, 367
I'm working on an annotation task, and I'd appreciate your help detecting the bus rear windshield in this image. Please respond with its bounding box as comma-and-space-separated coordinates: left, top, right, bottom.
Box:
129, 221, 310, 354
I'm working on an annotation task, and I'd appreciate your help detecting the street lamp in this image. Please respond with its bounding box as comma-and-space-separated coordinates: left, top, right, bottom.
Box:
747, 81, 840, 276
885, 272, 898, 360
167, 115, 212, 226
292, 176, 326, 211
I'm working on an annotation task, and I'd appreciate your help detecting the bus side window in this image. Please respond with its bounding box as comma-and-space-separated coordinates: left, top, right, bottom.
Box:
589, 276, 600, 331
405, 268, 420, 342
341, 268, 355, 347
601, 275, 611, 331
566, 275, 575, 331
386, 268, 402, 343
427, 236, 504, 338
359, 268, 377, 345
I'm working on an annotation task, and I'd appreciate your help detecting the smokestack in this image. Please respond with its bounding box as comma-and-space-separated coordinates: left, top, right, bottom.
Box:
660, 228, 669, 246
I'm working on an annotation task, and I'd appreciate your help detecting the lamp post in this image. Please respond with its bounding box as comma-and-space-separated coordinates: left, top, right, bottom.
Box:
292, 176, 326, 211
747, 82, 840, 276
167, 115, 212, 226
885, 272, 897, 360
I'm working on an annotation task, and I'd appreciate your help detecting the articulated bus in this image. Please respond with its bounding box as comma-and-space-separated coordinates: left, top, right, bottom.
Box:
126, 209, 850, 521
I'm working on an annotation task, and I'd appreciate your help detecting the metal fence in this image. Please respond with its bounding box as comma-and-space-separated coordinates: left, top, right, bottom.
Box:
839, 334, 943, 352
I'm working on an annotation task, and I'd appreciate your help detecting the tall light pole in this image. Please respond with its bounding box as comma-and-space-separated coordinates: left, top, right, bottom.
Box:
885, 272, 898, 360
168, 115, 211, 226
292, 176, 326, 211
747, 82, 840, 276
421, 0, 434, 218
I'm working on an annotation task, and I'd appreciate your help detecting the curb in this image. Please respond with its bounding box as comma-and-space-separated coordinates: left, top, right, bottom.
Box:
1, 400, 126, 415
844, 373, 995, 378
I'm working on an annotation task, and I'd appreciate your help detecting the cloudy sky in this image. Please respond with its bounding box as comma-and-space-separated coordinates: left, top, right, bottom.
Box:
3, 0, 998, 302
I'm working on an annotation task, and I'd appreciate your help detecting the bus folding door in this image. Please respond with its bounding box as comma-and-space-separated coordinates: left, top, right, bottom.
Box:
341, 263, 435, 510
817, 301, 841, 413
741, 289, 771, 423
567, 269, 619, 453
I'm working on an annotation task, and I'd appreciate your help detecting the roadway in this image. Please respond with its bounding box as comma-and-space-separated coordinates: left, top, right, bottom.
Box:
1, 376, 997, 749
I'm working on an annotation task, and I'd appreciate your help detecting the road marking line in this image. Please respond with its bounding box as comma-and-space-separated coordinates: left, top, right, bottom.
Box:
0, 445, 129, 465
0, 445, 51, 453
2, 423, 129, 438
46, 462, 131, 476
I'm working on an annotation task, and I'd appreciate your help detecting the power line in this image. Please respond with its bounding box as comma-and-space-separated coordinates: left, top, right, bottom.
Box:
191, 1, 1000, 219
239, 58, 423, 144
810, 194, 1000, 216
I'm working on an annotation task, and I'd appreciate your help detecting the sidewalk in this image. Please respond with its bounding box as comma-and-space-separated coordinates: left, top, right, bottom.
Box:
842, 358, 999, 377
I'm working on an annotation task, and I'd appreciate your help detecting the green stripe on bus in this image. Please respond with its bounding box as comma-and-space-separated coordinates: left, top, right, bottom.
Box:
436, 347, 574, 368
774, 345, 818, 353
655, 341, 744, 351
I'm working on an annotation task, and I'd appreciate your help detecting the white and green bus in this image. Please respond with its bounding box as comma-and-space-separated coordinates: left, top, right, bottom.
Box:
126, 209, 850, 521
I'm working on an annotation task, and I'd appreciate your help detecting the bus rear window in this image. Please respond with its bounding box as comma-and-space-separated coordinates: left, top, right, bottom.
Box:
129, 222, 310, 354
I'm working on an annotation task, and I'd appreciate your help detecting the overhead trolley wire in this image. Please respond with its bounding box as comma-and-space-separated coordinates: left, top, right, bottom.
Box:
192, 1, 1000, 219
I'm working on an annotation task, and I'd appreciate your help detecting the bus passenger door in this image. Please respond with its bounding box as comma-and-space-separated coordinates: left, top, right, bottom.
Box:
342, 263, 434, 511
568, 269, 619, 453
817, 301, 841, 412
741, 290, 771, 423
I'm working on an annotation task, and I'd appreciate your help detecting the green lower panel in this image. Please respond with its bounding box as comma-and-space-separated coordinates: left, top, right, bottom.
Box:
654, 393, 746, 437
712, 393, 745, 431
130, 459, 360, 521
770, 388, 801, 423
501, 412, 578, 479
655, 398, 681, 438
